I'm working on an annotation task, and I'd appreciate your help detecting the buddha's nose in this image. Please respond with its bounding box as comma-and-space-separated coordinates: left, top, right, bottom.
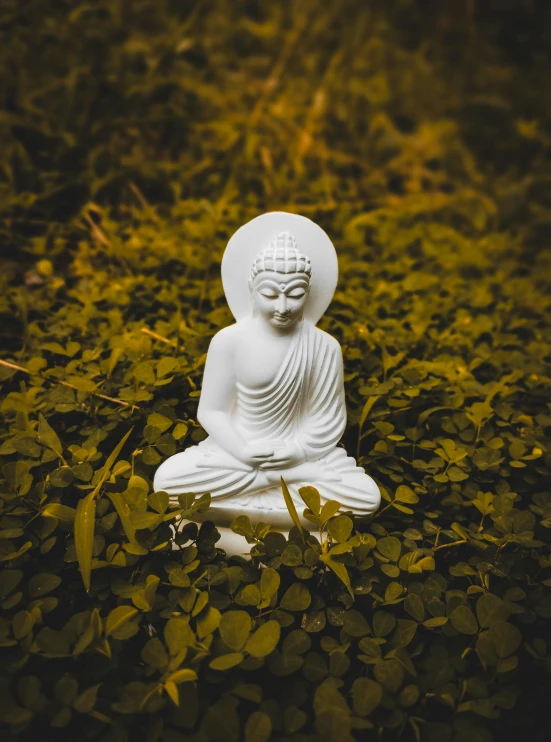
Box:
277, 294, 288, 313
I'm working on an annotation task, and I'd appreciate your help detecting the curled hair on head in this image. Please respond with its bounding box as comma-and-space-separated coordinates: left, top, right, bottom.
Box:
250, 231, 312, 281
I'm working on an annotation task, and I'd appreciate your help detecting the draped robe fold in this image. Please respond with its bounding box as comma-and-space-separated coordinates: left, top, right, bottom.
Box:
153, 321, 380, 525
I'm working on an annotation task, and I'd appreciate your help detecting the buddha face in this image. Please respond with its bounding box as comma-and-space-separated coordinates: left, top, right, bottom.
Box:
250, 270, 310, 329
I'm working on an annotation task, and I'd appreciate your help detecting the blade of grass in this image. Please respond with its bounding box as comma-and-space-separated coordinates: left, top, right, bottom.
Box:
320, 553, 354, 599
75, 428, 134, 591
90, 427, 133, 498
75, 496, 96, 592
280, 477, 306, 544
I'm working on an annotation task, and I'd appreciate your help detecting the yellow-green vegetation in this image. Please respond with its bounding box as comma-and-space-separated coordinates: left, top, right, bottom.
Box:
1, 2, 551, 741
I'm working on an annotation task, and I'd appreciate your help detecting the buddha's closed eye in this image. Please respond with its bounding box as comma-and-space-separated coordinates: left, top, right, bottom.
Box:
259, 289, 306, 299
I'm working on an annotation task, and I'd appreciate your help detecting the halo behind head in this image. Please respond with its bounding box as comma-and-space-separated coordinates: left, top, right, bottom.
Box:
222, 212, 338, 325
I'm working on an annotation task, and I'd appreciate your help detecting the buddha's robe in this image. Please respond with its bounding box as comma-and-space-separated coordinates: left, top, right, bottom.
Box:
153, 321, 380, 522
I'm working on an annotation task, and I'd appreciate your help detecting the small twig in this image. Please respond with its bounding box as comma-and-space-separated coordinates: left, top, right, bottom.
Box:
0, 358, 138, 410
140, 327, 177, 347
0, 359, 27, 373
129, 182, 160, 223
372, 502, 394, 518
83, 212, 110, 246
433, 539, 467, 551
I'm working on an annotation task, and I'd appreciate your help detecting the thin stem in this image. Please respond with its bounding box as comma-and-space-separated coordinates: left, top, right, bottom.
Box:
0, 358, 139, 410
433, 539, 467, 551
140, 327, 177, 346
372, 502, 394, 519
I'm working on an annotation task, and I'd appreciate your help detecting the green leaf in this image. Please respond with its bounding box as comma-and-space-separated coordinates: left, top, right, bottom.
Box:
376, 536, 401, 561
66, 376, 97, 393
343, 609, 370, 637
133, 361, 156, 384
90, 427, 133, 500
74, 496, 96, 592
280, 477, 305, 542
423, 617, 448, 628
245, 620, 281, 658
448, 466, 469, 481
373, 610, 396, 637
327, 515, 353, 543
28, 573, 61, 597
394, 485, 419, 504
467, 401, 494, 426
417, 556, 435, 571
313, 682, 351, 740
476, 593, 510, 628
0, 569, 22, 598
173, 422, 188, 440
168, 669, 198, 683
0, 541, 33, 562
260, 567, 280, 601
129, 511, 163, 530
147, 411, 173, 431
373, 658, 404, 693
302, 651, 328, 681
351, 677, 383, 716
319, 500, 341, 523
219, 610, 252, 651
240, 584, 262, 606
196, 606, 221, 639
384, 581, 403, 603
36, 627, 70, 654
320, 554, 354, 598
281, 544, 303, 566
488, 620, 521, 658
42, 503, 76, 524
73, 684, 101, 714
399, 684, 420, 707
404, 593, 425, 621
282, 629, 311, 655
105, 606, 139, 636
209, 652, 244, 670
165, 618, 195, 654
106, 492, 136, 543
231, 514, 255, 540
157, 357, 179, 378
298, 486, 320, 516
164, 680, 179, 706
148, 490, 169, 514
359, 395, 378, 429
141, 638, 168, 668
284, 706, 307, 734
280, 582, 311, 611
245, 711, 272, 742
450, 605, 479, 635
38, 413, 63, 458
13, 611, 34, 639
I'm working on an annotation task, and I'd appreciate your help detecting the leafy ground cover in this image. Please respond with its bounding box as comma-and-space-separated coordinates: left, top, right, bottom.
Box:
0, 1, 551, 741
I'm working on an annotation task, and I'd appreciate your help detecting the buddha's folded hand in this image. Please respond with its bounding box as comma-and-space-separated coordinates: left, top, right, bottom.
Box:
258, 439, 307, 470
239, 441, 276, 468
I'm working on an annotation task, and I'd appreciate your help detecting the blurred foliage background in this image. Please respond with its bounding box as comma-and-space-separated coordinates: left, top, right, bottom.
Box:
0, 1, 551, 741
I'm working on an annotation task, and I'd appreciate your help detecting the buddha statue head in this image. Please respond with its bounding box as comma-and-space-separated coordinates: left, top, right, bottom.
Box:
249, 231, 312, 329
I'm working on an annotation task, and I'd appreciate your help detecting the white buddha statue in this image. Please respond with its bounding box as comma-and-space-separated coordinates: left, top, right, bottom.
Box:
154, 214, 380, 531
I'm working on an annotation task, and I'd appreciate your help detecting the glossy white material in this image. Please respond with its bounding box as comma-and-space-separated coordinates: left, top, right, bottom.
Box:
154, 212, 381, 530
222, 211, 338, 325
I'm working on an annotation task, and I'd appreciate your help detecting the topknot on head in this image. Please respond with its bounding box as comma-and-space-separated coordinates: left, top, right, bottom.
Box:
250, 231, 312, 280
